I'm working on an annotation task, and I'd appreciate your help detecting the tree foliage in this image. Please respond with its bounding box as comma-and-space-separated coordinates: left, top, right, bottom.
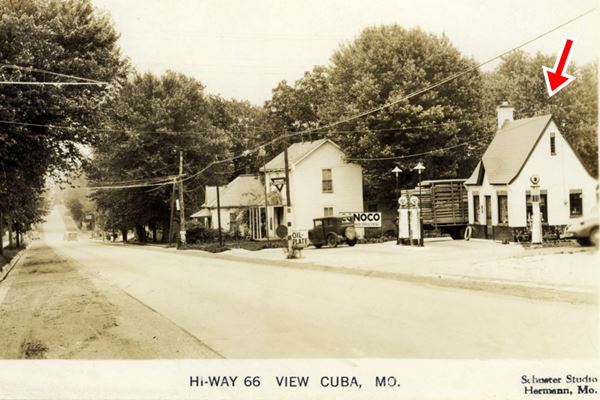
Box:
483, 50, 598, 174
87, 71, 233, 239
266, 26, 490, 203
0, 0, 126, 236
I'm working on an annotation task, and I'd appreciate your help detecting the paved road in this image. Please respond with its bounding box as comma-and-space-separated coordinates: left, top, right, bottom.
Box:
1, 206, 597, 359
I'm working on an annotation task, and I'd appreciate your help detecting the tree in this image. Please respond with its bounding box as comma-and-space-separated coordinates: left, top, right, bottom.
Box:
483, 50, 597, 175
319, 26, 489, 202
0, 0, 127, 236
207, 96, 272, 178
87, 71, 233, 242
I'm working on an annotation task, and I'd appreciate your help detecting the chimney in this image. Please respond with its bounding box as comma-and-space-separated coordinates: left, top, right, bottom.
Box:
496, 101, 514, 130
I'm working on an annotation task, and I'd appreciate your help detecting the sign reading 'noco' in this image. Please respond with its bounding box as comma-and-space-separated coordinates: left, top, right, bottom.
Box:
352, 212, 382, 228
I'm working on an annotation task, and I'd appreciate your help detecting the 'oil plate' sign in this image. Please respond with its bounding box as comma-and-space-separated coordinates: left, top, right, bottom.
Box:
352, 212, 382, 228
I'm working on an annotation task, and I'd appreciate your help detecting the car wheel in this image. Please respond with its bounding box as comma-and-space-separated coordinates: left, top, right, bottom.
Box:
576, 237, 591, 247
347, 238, 357, 247
590, 227, 599, 247
314, 243, 323, 249
327, 234, 338, 248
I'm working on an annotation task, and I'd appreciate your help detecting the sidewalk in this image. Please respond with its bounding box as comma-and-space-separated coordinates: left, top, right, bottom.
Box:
181, 239, 599, 304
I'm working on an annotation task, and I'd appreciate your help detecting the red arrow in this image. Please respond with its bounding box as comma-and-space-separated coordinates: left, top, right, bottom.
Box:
543, 37, 576, 97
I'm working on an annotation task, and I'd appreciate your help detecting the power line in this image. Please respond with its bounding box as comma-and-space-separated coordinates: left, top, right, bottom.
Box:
0, 81, 108, 86
346, 113, 545, 161
285, 7, 596, 138
346, 139, 480, 162
0, 63, 108, 84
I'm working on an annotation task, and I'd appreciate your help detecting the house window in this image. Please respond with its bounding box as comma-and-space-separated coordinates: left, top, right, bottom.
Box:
497, 194, 508, 225
324, 207, 333, 217
322, 169, 333, 193
569, 190, 583, 217
550, 132, 556, 155
473, 194, 480, 223
526, 193, 548, 223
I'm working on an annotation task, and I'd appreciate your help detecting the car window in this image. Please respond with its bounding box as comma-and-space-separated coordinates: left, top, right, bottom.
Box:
314, 220, 323, 228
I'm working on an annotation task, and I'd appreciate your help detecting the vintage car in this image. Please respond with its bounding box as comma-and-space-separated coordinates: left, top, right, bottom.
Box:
564, 205, 598, 247
308, 216, 357, 248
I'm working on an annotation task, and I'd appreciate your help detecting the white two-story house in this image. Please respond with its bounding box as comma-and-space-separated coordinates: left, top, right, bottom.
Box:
465, 102, 598, 241
192, 138, 364, 239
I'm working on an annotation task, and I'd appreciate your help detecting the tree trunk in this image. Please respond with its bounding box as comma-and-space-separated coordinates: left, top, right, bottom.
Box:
162, 220, 170, 243
15, 224, 20, 248
8, 220, 13, 248
121, 228, 128, 243
0, 211, 4, 257
151, 224, 157, 243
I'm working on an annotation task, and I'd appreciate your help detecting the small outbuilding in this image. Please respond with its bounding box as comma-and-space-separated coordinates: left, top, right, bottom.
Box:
465, 103, 597, 241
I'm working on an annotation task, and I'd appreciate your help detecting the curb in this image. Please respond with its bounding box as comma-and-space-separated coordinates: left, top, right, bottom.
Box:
212, 252, 596, 305
106, 241, 596, 305
0, 248, 26, 284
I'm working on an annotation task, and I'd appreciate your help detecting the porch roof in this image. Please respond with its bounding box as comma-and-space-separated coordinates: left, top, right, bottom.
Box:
199, 174, 282, 209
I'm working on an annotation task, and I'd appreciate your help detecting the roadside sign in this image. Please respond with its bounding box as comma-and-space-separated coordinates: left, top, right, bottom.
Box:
271, 177, 286, 192
352, 212, 382, 228
290, 230, 309, 248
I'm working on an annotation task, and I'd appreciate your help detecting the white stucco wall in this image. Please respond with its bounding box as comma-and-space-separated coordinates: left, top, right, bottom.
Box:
467, 120, 597, 228
511, 120, 597, 226
287, 142, 364, 231
466, 174, 508, 226
210, 207, 231, 231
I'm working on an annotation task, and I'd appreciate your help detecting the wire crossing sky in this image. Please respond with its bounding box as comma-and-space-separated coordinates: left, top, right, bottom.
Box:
92, 0, 598, 105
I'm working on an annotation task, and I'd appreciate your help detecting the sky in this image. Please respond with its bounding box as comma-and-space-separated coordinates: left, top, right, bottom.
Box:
92, 0, 598, 105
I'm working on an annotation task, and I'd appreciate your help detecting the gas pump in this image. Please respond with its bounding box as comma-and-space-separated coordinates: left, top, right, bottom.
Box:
398, 195, 409, 245
409, 195, 421, 246
530, 175, 542, 244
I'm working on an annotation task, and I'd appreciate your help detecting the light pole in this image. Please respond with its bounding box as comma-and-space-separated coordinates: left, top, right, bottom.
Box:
392, 166, 402, 244
414, 162, 426, 247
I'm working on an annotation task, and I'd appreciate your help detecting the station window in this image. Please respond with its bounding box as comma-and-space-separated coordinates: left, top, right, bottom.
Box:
324, 207, 333, 217
569, 190, 583, 217
550, 132, 556, 155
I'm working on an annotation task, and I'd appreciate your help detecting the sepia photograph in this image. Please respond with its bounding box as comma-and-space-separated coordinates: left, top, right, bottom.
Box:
0, 0, 598, 398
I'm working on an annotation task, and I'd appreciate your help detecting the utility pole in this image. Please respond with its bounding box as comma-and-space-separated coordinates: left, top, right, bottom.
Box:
178, 151, 187, 246
258, 147, 270, 241
283, 135, 296, 258
216, 183, 223, 247
168, 179, 176, 246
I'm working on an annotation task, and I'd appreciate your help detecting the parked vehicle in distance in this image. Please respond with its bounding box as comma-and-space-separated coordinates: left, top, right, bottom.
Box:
564, 205, 598, 247
308, 216, 357, 248
63, 232, 78, 241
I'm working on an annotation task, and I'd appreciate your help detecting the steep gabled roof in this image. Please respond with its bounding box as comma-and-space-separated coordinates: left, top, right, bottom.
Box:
262, 138, 339, 170
480, 115, 553, 185
465, 161, 483, 186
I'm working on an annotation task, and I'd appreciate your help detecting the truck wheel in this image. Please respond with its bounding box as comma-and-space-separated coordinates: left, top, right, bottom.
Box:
347, 238, 357, 247
327, 234, 338, 248
464, 226, 472, 241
